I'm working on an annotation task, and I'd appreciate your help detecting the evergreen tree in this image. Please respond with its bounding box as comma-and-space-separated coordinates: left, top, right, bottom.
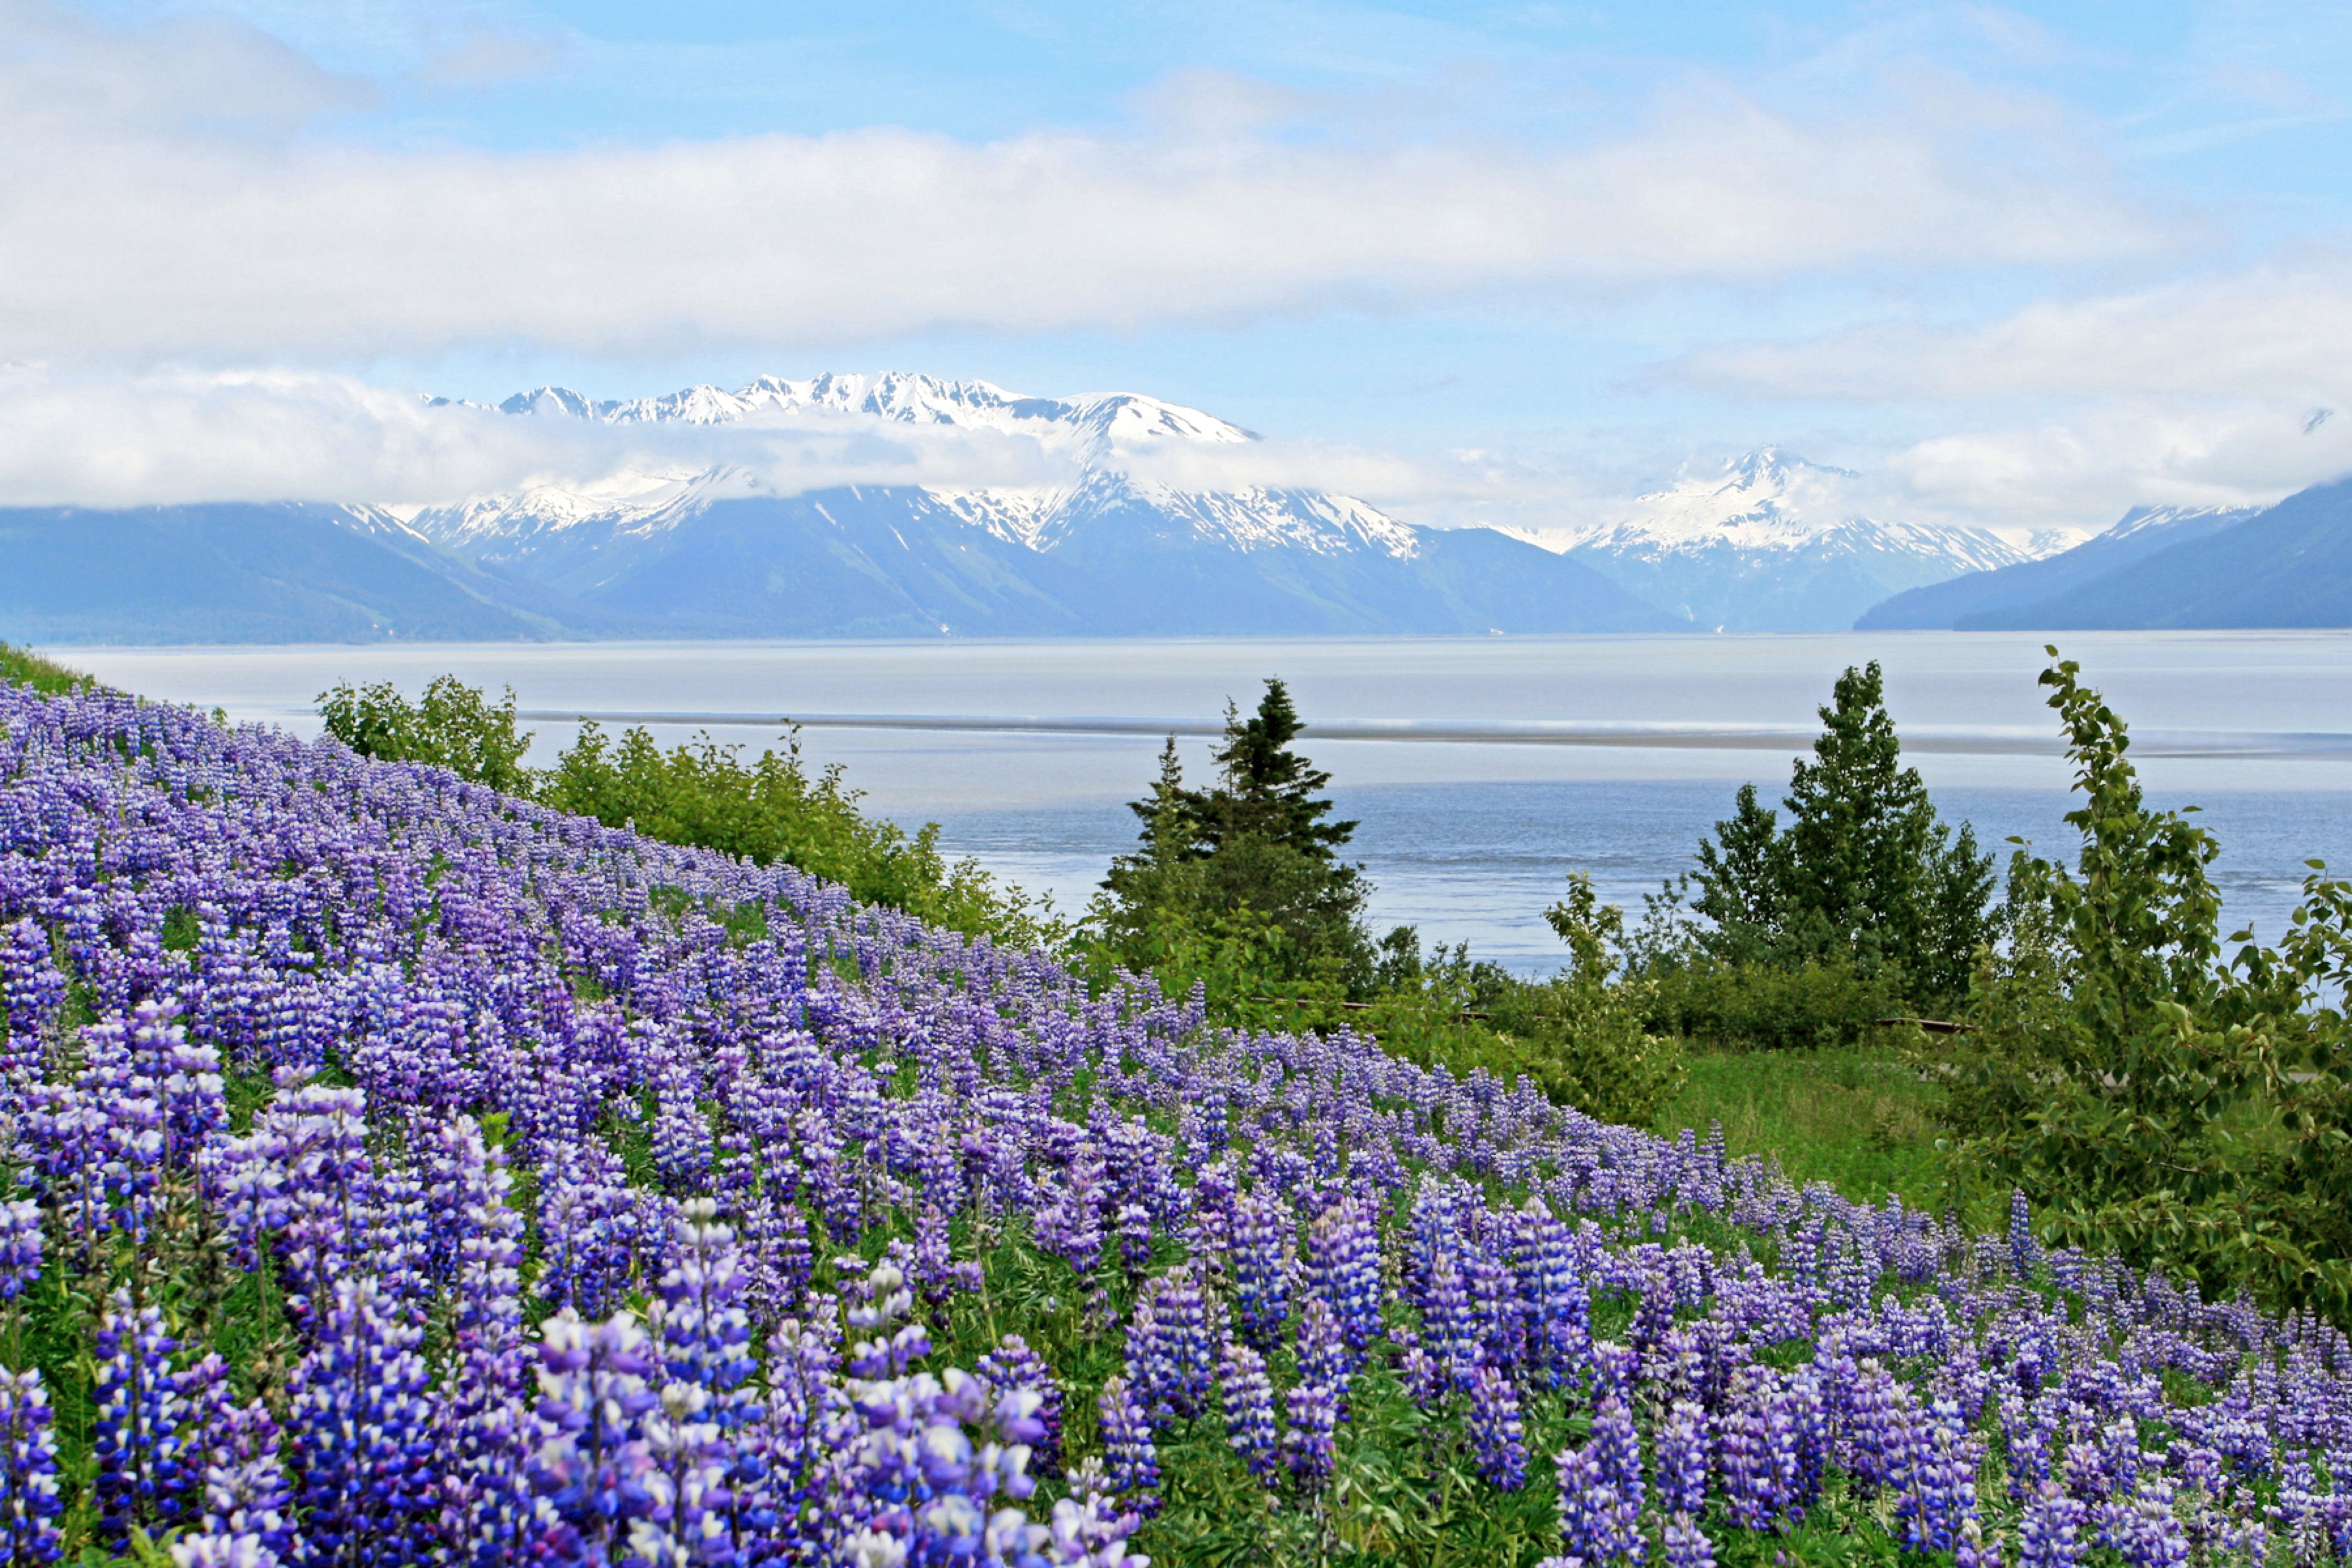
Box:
1190, 679, 1358, 861
1098, 679, 1372, 986
1689, 662, 1996, 1002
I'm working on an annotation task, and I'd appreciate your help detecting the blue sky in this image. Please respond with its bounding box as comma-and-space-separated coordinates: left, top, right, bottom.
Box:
8, 0, 2352, 526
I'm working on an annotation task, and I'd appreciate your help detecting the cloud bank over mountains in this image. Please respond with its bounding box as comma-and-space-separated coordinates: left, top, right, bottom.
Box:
1, 0, 2349, 537
0, 2, 2168, 365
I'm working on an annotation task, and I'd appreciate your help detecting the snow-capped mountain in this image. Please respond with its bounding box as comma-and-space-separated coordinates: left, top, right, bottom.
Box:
1514, 449, 2090, 632
403, 373, 1673, 639
422, 372, 1416, 566
1857, 501, 2264, 630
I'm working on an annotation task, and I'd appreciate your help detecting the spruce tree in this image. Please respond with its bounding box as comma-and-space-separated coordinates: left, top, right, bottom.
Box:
1099, 678, 1371, 985
1689, 662, 1996, 1002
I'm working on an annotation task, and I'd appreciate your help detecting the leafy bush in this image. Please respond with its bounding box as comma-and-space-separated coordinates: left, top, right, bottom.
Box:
1635, 952, 1908, 1052
320, 677, 1057, 949
316, 675, 535, 793
0, 642, 96, 696
1939, 649, 2352, 1319
1349, 879, 1685, 1126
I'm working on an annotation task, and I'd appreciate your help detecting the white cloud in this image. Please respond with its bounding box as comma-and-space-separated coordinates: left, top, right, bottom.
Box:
1681, 257, 2352, 403
0, 368, 1077, 507
1883, 400, 2352, 526
0, 7, 2169, 364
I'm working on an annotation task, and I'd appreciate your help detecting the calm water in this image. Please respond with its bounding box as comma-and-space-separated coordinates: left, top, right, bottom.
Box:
54, 632, 2352, 971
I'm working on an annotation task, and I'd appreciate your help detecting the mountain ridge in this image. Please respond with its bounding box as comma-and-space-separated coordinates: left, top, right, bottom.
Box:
1855, 504, 2259, 630
1511, 449, 2086, 632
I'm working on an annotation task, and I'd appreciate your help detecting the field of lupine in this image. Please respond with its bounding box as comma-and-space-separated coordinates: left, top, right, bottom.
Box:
0, 677, 2348, 1568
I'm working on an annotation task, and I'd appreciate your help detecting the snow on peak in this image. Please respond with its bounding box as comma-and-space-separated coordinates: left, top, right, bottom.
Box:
2102, 502, 2260, 541
1534, 448, 2053, 571
490, 371, 1256, 455
416, 372, 1409, 564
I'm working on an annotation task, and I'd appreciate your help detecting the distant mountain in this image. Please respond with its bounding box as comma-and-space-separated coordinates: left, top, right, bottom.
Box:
409, 372, 1679, 638
0, 503, 605, 644
1855, 504, 2259, 630
0, 373, 1679, 643
1517, 450, 2084, 632
1944, 478, 2352, 630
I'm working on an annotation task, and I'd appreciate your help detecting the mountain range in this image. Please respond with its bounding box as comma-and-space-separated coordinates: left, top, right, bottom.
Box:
1512, 449, 2088, 633
1852, 481, 2352, 630
1, 374, 1676, 642
4, 369, 2344, 643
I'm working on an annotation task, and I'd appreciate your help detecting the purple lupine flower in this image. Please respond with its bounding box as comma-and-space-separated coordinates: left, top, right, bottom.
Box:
535, 1157, 641, 1321
527, 1308, 662, 1561
1591, 1394, 1646, 1561
1220, 1342, 1281, 1486
1032, 1159, 1104, 1280
1554, 1416, 1644, 1568
1513, 1202, 1591, 1391
1303, 1196, 1383, 1359
645, 1197, 755, 1559
0, 917, 63, 1097
0, 1199, 41, 1301
2008, 1190, 2040, 1281
1658, 1398, 1710, 1519
0, 1368, 63, 1565
655, 1199, 756, 1422
1960, 1515, 2004, 1568
734, 1308, 846, 1565
1469, 1362, 1529, 1491
1422, 1251, 1481, 1390
1128, 1268, 1217, 1423
1231, 1190, 1293, 1350
1296, 1294, 1350, 1408
93, 1287, 191, 1547
834, 1366, 1048, 1564
977, 1334, 1064, 1479
1590, 1341, 1638, 1406
2114, 1479, 2191, 1568
198, 1399, 296, 1565
127, 1000, 224, 1173
1040, 1462, 1151, 1568
167, 1533, 280, 1568
841, 1255, 932, 1380
1782, 1367, 1829, 1519
287, 1276, 438, 1567
1098, 1377, 1161, 1518
1894, 1396, 1981, 1554
251, 1082, 372, 1331
1717, 1367, 1795, 1535
1842, 1359, 1908, 1494
1283, 1377, 1338, 1492
1116, 1201, 1155, 1278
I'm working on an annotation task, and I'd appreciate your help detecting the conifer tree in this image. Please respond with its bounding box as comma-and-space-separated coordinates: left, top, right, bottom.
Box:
1690, 662, 1996, 1002
1100, 679, 1371, 985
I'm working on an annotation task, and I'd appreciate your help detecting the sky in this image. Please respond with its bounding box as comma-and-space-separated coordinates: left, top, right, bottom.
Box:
6, 0, 2352, 531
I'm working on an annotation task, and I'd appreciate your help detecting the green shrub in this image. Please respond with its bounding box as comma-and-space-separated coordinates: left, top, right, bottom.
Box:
540, 722, 1059, 949
317, 676, 535, 793
1636, 954, 1909, 1051
1354, 878, 1684, 1126
1938, 649, 2352, 1320
0, 642, 97, 696
320, 678, 1056, 951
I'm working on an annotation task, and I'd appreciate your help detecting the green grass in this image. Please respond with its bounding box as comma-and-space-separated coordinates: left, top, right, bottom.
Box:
1651, 1043, 1966, 1216
0, 642, 97, 696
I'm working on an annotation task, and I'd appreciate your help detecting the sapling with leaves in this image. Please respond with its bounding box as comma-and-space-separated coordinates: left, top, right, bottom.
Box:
1941, 648, 2352, 1319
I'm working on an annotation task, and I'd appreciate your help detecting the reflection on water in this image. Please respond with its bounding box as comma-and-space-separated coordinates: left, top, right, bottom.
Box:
54, 631, 2352, 973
